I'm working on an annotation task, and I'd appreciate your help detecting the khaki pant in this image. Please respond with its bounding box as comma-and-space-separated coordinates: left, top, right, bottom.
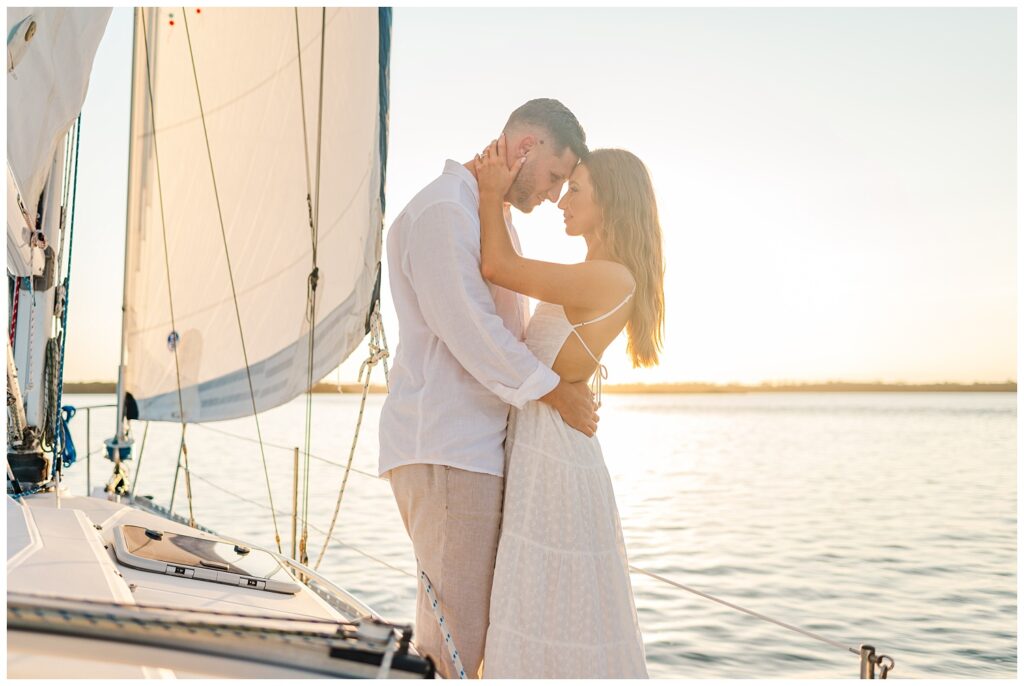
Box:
388, 464, 503, 679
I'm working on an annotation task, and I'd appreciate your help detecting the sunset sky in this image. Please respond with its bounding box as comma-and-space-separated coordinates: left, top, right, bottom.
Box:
63, 7, 1015, 385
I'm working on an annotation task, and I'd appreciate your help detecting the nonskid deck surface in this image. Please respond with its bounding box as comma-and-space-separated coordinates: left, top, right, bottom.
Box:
7, 491, 430, 678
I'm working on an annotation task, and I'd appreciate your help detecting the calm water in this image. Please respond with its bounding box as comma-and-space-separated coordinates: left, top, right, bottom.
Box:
60, 392, 1016, 679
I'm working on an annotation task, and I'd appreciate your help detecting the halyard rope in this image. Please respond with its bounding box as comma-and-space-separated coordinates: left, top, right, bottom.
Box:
140, 9, 195, 528
181, 8, 280, 550
294, 5, 316, 570
299, 6, 329, 568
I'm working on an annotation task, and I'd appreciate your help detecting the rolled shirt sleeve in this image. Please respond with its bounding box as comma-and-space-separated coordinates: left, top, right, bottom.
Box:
404, 201, 559, 409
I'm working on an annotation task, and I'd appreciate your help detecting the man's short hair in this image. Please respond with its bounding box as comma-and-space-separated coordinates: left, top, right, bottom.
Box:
503, 98, 588, 160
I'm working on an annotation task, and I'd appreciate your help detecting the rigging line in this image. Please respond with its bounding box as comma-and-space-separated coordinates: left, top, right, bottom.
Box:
52, 115, 83, 470
628, 565, 857, 656
128, 420, 150, 498
314, 305, 386, 570
191, 422, 378, 479
309, 4, 328, 533
377, 305, 391, 391
55, 119, 74, 272
313, 365, 369, 570
42, 118, 81, 461
295, 6, 319, 566
140, 9, 195, 528
24, 275, 34, 394
186, 469, 413, 579
301, 6, 329, 566
55, 118, 76, 266
60, 123, 72, 209
167, 424, 186, 514
180, 433, 198, 522
70, 403, 118, 410
311, 6, 327, 253
54, 118, 77, 286
292, 8, 314, 205
181, 8, 281, 552
9, 280, 19, 347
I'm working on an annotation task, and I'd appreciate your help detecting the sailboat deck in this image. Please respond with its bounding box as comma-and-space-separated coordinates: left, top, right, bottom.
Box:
6, 490, 418, 679
9, 491, 350, 622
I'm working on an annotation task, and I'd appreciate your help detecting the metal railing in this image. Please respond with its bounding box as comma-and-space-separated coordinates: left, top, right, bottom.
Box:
71, 402, 116, 495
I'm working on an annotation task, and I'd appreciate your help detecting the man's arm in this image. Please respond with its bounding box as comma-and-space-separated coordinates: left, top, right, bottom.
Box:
404, 201, 598, 435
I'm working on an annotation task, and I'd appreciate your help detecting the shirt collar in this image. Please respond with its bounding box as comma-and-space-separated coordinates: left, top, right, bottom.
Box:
444, 159, 479, 204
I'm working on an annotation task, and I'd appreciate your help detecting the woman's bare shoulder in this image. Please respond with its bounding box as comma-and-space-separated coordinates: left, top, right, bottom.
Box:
584, 259, 636, 299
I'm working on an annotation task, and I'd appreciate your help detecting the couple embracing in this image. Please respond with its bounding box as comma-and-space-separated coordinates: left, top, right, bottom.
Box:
378, 98, 665, 679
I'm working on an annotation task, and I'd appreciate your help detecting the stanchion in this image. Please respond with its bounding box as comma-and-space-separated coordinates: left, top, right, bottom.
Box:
85, 407, 90, 495
292, 447, 299, 561
860, 645, 877, 678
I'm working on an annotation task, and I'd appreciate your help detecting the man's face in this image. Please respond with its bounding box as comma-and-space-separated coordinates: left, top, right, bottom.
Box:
507, 141, 579, 213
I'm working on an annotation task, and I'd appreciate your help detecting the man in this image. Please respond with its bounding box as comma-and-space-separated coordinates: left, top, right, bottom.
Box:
379, 99, 595, 678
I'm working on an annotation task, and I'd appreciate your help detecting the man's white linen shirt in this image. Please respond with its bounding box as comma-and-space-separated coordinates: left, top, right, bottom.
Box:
378, 160, 559, 478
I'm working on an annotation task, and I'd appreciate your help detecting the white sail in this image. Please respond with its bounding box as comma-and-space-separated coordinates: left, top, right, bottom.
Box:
123, 8, 388, 423
6, 7, 111, 275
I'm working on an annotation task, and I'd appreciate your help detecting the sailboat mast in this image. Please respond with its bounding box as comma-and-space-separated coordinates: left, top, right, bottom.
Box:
113, 7, 141, 450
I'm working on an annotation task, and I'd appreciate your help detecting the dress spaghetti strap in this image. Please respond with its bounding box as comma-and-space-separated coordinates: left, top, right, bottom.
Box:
571, 288, 635, 331
567, 287, 635, 407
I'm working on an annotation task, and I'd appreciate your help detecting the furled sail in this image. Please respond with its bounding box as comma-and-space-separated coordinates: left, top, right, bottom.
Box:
123, 8, 390, 423
7, 7, 110, 275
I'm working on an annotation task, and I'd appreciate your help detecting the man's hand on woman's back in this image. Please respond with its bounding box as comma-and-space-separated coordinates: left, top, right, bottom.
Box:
540, 380, 600, 437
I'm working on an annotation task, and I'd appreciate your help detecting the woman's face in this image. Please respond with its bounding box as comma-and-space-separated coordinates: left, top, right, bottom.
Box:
558, 163, 602, 238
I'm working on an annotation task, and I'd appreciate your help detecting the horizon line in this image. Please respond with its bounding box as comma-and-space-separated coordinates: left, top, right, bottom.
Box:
62, 379, 1018, 395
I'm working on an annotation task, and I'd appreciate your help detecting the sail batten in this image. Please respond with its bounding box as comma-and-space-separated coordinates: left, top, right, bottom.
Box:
124, 8, 388, 423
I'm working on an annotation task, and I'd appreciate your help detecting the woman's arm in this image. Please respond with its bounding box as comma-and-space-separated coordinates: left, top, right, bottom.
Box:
475, 136, 633, 311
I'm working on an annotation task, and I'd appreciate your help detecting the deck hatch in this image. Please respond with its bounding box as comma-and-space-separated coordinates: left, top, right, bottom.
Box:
113, 525, 299, 594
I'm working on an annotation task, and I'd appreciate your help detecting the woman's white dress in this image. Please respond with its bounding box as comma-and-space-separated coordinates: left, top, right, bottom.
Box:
482, 300, 648, 679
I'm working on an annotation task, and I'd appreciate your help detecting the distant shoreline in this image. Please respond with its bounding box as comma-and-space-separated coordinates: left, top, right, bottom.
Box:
63, 381, 1017, 395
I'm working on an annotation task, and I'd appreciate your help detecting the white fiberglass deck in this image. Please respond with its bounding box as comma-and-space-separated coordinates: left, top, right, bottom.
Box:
6, 490, 398, 678
9, 491, 350, 620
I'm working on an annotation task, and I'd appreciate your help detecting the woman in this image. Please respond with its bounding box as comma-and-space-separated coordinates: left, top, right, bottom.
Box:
474, 136, 665, 678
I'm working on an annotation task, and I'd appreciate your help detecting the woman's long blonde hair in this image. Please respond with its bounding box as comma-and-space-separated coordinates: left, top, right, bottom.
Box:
583, 149, 665, 368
